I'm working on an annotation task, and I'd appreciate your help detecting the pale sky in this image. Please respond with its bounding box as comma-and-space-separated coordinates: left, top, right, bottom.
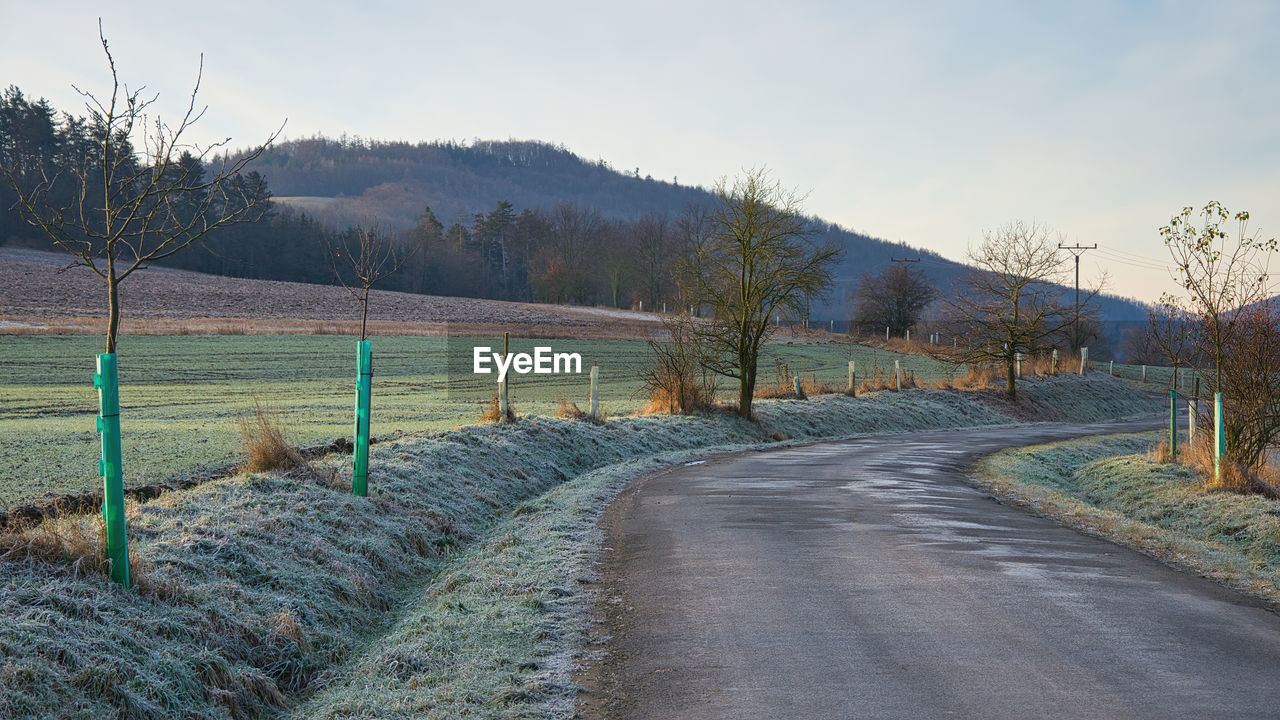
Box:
5, 0, 1278, 304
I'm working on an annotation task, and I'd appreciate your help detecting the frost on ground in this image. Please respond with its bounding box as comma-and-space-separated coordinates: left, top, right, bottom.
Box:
975, 434, 1280, 611
0, 375, 1158, 719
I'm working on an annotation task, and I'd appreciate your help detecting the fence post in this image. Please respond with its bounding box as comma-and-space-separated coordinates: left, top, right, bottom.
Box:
1108, 360, 1114, 376
1214, 392, 1224, 482
793, 375, 803, 398
1188, 397, 1197, 443
1079, 347, 1088, 376
1169, 389, 1178, 457
1052, 348, 1058, 374
894, 359, 901, 392
94, 354, 131, 588
353, 340, 372, 497
906, 329, 910, 342
590, 362, 600, 420
848, 360, 856, 395
499, 332, 510, 422
885, 326, 889, 341
1016, 352, 1022, 378
1142, 365, 1147, 382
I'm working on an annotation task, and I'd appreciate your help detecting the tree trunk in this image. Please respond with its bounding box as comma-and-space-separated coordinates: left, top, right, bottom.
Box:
360, 286, 370, 341
106, 262, 120, 355
738, 369, 755, 418
1006, 355, 1017, 399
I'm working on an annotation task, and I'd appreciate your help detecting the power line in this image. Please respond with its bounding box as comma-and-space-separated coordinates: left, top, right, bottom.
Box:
1093, 249, 1176, 272
1059, 243, 1096, 347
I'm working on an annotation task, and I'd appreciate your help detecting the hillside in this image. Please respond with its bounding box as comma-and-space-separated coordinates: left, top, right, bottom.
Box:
246, 137, 1150, 325
0, 81, 1149, 333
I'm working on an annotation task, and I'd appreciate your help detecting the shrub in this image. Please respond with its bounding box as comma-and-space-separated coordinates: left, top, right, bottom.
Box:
641, 313, 719, 414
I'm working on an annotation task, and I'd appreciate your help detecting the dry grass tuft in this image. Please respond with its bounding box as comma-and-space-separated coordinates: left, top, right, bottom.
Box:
946, 364, 1003, 390
1163, 435, 1280, 498
272, 607, 309, 651
556, 397, 589, 420
555, 397, 605, 423
239, 400, 306, 473
0, 511, 110, 577
756, 360, 836, 399
1148, 437, 1178, 464
0, 508, 170, 595
480, 393, 516, 423
643, 384, 717, 414
1178, 436, 1254, 494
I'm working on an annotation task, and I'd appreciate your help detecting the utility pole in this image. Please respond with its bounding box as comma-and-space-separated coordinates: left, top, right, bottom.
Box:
1058, 243, 1096, 350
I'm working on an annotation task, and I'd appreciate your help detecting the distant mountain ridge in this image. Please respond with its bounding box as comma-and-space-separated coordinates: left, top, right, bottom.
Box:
247, 136, 1151, 327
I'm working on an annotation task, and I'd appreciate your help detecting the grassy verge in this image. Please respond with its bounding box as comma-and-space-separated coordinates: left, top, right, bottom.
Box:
0, 374, 1159, 719
290, 448, 723, 719
974, 434, 1280, 608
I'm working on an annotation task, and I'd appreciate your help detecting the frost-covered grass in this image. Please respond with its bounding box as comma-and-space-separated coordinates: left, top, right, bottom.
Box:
0, 373, 1157, 719
975, 434, 1280, 608
0, 334, 954, 503
289, 448, 729, 720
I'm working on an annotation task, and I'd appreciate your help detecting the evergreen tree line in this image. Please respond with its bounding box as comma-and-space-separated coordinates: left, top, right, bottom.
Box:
0, 84, 697, 307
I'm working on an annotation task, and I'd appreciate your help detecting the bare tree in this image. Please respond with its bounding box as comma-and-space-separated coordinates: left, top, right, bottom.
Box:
1160, 202, 1276, 393
0, 22, 282, 353
679, 168, 842, 418
944, 221, 1088, 398
327, 225, 422, 340
548, 202, 600, 304
1146, 296, 1197, 387
849, 263, 938, 337
1159, 202, 1278, 472
672, 202, 713, 312
635, 211, 669, 310
1219, 300, 1280, 470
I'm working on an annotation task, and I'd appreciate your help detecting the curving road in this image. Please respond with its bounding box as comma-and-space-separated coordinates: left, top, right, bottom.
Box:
579, 418, 1280, 720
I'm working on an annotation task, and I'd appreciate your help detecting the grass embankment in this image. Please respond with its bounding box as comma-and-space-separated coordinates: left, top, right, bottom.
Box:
0, 334, 954, 503
975, 435, 1280, 608
0, 374, 1157, 719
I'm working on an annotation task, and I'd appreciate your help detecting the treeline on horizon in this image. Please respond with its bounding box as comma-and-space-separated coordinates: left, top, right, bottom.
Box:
0, 83, 1153, 323
0, 84, 895, 313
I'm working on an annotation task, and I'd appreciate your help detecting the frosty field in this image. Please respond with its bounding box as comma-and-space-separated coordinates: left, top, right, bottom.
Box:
0, 333, 951, 505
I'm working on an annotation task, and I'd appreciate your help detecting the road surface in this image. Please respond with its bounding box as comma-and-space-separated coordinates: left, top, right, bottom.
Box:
579, 419, 1280, 719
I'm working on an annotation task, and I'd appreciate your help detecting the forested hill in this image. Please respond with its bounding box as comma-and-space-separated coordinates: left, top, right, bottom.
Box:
252, 137, 710, 228
247, 136, 1150, 324
0, 81, 1148, 333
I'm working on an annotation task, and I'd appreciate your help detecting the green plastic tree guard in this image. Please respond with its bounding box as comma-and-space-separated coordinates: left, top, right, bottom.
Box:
353, 340, 372, 496
1169, 389, 1178, 457
1214, 392, 1224, 482
94, 354, 131, 588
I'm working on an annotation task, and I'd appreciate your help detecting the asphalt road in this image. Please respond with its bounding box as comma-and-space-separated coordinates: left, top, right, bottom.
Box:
579, 418, 1280, 720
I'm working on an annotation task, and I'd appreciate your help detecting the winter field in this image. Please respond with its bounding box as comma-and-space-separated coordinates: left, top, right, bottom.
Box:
0, 333, 953, 505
